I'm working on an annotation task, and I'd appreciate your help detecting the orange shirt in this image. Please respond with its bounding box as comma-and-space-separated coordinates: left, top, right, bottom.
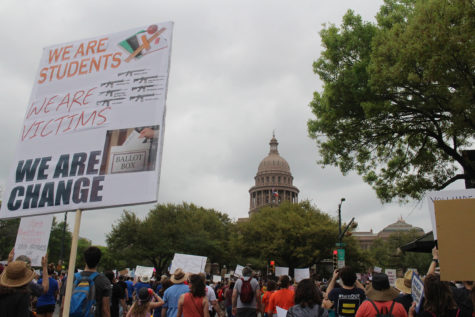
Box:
262, 290, 275, 313
355, 300, 407, 317
267, 288, 294, 314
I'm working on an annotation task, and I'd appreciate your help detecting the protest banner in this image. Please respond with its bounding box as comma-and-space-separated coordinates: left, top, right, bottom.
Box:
426, 189, 475, 239
14, 214, 53, 266
0, 21, 173, 220
411, 273, 424, 313
170, 253, 207, 274
213, 275, 222, 283
135, 265, 154, 279
385, 269, 396, 287
434, 198, 475, 281
294, 268, 309, 282
275, 266, 289, 277
234, 265, 244, 277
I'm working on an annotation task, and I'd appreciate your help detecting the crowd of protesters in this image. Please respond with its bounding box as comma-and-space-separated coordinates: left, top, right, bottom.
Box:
0, 246, 473, 317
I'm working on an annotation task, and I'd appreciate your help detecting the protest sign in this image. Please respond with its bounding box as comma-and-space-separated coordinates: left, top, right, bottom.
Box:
275, 266, 289, 277
234, 265, 244, 277
0, 22, 174, 219
426, 189, 475, 239
373, 266, 382, 273
294, 268, 309, 282
411, 273, 424, 313
170, 253, 207, 274
213, 275, 222, 283
224, 274, 230, 279
385, 269, 396, 287
135, 265, 154, 279
435, 198, 475, 281
14, 214, 53, 266
276, 307, 287, 317
119, 269, 129, 276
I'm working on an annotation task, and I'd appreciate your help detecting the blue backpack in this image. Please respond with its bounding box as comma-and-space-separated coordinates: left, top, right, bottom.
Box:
70, 271, 99, 317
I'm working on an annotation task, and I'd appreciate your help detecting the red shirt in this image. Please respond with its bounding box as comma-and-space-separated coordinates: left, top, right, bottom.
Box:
355, 300, 407, 317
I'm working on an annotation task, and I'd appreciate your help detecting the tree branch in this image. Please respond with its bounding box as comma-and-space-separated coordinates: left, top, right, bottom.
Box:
437, 174, 465, 190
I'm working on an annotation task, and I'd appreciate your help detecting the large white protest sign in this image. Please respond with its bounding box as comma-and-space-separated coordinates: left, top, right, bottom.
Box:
275, 266, 289, 277
170, 253, 207, 274
385, 269, 396, 287
0, 22, 174, 219
411, 273, 424, 313
426, 189, 475, 239
213, 275, 222, 283
373, 266, 382, 273
294, 268, 310, 282
14, 214, 53, 266
234, 265, 244, 277
135, 265, 154, 279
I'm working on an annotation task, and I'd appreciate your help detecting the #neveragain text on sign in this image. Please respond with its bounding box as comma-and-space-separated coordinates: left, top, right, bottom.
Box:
1, 22, 173, 219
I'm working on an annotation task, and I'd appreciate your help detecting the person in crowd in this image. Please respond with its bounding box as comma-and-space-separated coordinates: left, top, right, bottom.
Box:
261, 280, 277, 317
232, 266, 261, 317
225, 281, 235, 317
127, 287, 164, 317
323, 267, 365, 317
199, 273, 225, 317
0, 260, 37, 316
267, 275, 295, 316
126, 277, 135, 308
8, 248, 49, 298
394, 270, 414, 312
105, 271, 128, 317
134, 276, 152, 300
177, 274, 210, 317
162, 268, 190, 317
36, 263, 59, 317
286, 278, 328, 317
155, 278, 174, 317
451, 281, 473, 317
355, 273, 407, 317
409, 273, 459, 317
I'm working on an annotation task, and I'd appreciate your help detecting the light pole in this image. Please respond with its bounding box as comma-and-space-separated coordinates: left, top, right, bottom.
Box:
338, 198, 345, 245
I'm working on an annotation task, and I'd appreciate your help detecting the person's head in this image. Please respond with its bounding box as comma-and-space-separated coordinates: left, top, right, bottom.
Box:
366, 273, 399, 302
0, 261, 35, 289
294, 279, 323, 308
47, 263, 55, 275
170, 268, 187, 284
189, 274, 206, 297
84, 246, 102, 269
423, 274, 457, 313
267, 280, 277, 292
104, 270, 115, 283
131, 287, 153, 315
15, 255, 32, 268
339, 266, 356, 287
242, 266, 252, 277
279, 275, 290, 288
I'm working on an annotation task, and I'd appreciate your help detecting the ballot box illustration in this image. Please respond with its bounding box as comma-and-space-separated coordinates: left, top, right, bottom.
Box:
108, 130, 150, 174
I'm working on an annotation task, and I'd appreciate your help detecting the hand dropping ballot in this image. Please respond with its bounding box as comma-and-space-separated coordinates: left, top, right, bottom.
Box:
109, 130, 150, 174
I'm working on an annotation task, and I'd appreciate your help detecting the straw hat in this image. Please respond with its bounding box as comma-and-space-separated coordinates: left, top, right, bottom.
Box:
366, 273, 400, 301
170, 268, 187, 284
0, 261, 36, 288
395, 270, 413, 294
139, 275, 151, 283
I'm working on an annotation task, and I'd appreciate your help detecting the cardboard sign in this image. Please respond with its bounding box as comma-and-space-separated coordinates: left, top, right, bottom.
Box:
434, 198, 475, 281
426, 189, 475, 239
0, 22, 174, 219
234, 265, 244, 277
411, 273, 424, 313
275, 266, 289, 277
170, 253, 207, 274
294, 268, 310, 282
213, 275, 222, 283
14, 215, 53, 267
385, 269, 396, 287
135, 265, 154, 279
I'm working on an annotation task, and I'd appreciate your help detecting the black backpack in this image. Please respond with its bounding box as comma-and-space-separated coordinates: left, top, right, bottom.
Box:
368, 300, 396, 317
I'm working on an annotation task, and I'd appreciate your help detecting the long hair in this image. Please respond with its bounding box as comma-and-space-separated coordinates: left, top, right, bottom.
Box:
294, 279, 322, 308
189, 274, 206, 297
423, 274, 457, 316
131, 288, 152, 316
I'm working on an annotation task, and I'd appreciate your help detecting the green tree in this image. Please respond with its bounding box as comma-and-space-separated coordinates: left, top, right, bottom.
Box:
47, 217, 72, 265
106, 203, 233, 273
0, 218, 20, 260
308, 0, 475, 202
233, 201, 368, 275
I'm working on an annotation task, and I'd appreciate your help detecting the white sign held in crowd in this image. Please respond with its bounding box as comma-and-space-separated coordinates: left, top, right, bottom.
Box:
294, 268, 310, 282
276, 306, 288, 317
234, 265, 244, 277
14, 215, 53, 267
426, 189, 475, 239
373, 266, 382, 273
170, 253, 207, 274
275, 266, 289, 277
412, 273, 424, 313
385, 269, 397, 287
213, 275, 222, 283
0, 22, 174, 219
135, 265, 154, 279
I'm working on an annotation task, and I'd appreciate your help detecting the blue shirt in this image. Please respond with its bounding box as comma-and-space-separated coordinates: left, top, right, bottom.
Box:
134, 282, 151, 298
36, 277, 59, 307
126, 280, 134, 298
163, 283, 190, 317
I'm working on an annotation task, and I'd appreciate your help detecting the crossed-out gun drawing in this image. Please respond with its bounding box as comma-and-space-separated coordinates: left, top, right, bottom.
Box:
130, 94, 155, 102
100, 80, 125, 88
131, 85, 154, 92
99, 89, 121, 97
96, 98, 126, 106
118, 69, 146, 77
133, 76, 159, 83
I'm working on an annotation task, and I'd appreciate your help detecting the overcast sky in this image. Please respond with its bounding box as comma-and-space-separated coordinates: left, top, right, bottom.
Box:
0, 0, 465, 246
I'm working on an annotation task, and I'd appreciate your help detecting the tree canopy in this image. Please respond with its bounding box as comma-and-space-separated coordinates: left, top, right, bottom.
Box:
308, 0, 475, 202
